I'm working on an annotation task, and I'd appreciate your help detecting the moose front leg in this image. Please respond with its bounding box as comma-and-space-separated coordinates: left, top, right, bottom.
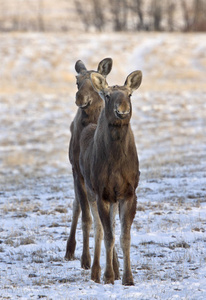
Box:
119, 196, 136, 286
89, 199, 103, 283
97, 199, 117, 284
111, 202, 120, 280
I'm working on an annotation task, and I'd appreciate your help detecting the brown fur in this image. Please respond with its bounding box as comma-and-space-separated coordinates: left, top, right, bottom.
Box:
65, 58, 113, 269
79, 70, 142, 285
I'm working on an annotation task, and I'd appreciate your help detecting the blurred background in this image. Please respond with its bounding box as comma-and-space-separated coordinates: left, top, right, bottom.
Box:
0, 0, 206, 184
0, 0, 206, 32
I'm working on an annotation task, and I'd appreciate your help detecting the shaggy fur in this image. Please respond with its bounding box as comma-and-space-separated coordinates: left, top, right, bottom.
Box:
79, 70, 142, 285
65, 58, 113, 270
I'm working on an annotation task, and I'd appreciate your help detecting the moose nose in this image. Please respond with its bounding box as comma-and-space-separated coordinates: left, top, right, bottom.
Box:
115, 107, 130, 119
116, 108, 130, 115
75, 94, 91, 109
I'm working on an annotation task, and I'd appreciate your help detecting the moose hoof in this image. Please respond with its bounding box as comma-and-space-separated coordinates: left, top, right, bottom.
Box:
91, 265, 101, 283
123, 280, 134, 286
113, 262, 120, 280
122, 275, 134, 286
91, 275, 101, 284
65, 246, 75, 260
65, 239, 76, 260
103, 271, 115, 285
104, 276, 114, 285
64, 252, 74, 261
81, 254, 91, 270
115, 272, 121, 280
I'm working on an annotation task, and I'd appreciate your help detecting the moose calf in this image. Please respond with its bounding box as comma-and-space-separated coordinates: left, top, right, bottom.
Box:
79, 70, 142, 285
65, 58, 113, 270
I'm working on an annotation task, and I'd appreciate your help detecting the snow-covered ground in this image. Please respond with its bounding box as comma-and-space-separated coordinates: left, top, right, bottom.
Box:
0, 32, 206, 299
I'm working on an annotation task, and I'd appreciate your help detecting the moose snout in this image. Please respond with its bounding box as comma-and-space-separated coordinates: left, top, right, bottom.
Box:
114, 104, 131, 119
75, 93, 91, 109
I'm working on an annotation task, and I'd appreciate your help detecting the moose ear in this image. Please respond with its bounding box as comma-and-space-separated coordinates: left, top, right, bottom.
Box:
75, 60, 87, 74
124, 71, 142, 93
97, 58, 113, 77
90, 72, 108, 94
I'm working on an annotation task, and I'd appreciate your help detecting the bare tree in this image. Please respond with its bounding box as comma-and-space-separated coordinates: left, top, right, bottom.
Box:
0, 0, 206, 32
181, 0, 206, 31
166, 0, 176, 31
181, 0, 192, 31
12, 1, 21, 31
132, 0, 145, 30
150, 0, 163, 31
0, 0, 7, 31
193, 0, 206, 31
110, 0, 128, 31
38, 0, 45, 31
91, 0, 105, 31
74, 0, 92, 31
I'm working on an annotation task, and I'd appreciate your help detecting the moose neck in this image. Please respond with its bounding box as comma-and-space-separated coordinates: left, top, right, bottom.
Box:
107, 122, 130, 142
105, 106, 131, 142
98, 109, 131, 151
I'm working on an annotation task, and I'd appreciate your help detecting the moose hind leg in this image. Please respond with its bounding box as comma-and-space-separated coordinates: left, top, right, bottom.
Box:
119, 197, 136, 285
89, 200, 103, 283
65, 196, 80, 260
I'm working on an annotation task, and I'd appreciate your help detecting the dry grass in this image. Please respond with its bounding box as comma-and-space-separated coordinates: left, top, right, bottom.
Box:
1, 32, 206, 94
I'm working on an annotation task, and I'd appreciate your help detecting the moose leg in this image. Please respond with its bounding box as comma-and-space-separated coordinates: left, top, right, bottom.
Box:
119, 196, 136, 286
65, 176, 92, 269
77, 178, 92, 269
65, 195, 80, 260
97, 199, 115, 284
67, 173, 92, 269
111, 202, 120, 280
89, 199, 103, 283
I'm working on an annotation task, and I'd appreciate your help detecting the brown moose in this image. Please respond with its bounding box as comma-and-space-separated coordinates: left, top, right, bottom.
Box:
65, 58, 113, 269
79, 70, 142, 285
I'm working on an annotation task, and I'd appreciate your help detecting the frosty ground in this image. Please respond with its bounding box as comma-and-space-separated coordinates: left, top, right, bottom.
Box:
0, 32, 206, 299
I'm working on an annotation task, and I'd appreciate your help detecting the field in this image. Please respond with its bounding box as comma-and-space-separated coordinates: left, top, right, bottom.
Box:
0, 32, 206, 299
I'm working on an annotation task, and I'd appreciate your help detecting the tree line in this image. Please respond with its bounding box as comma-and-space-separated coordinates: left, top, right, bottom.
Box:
76, 0, 206, 32
0, 0, 206, 32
